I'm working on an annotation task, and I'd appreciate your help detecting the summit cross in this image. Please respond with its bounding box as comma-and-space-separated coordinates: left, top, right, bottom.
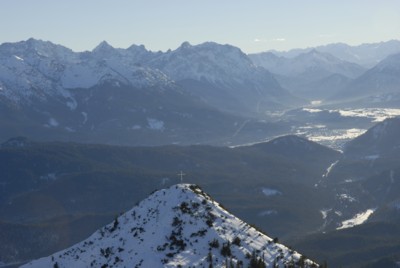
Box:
178, 171, 186, 182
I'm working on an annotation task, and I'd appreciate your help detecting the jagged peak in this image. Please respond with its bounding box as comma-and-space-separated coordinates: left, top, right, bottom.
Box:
92, 40, 115, 53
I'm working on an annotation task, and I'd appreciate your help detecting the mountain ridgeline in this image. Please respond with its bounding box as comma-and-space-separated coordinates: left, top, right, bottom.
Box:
22, 184, 318, 268
249, 40, 400, 103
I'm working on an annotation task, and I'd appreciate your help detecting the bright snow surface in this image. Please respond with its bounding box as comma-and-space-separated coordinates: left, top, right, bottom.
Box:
22, 184, 316, 268
337, 209, 375, 230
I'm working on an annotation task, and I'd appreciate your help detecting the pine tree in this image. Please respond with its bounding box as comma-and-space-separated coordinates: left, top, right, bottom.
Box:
207, 251, 213, 268
220, 241, 232, 257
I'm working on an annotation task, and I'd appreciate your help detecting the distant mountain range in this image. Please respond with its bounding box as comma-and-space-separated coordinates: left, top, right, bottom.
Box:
0, 38, 300, 113
0, 38, 304, 146
249, 49, 366, 99
329, 52, 400, 106
249, 49, 365, 80
250, 40, 400, 103
22, 184, 317, 268
263, 40, 400, 68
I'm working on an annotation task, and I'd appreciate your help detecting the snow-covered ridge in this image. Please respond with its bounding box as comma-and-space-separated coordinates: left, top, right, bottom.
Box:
22, 184, 317, 268
0, 39, 296, 111
0, 39, 173, 105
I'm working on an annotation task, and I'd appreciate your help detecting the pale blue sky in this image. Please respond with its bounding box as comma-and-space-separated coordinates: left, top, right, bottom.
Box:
1, 0, 399, 53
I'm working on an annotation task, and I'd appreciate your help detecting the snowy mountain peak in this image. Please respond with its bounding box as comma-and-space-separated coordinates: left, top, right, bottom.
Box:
0, 38, 74, 59
92, 40, 115, 53
22, 184, 317, 268
147, 41, 280, 88
179, 41, 192, 49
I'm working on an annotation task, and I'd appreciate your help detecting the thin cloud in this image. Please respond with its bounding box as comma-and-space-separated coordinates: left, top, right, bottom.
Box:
254, 38, 286, 43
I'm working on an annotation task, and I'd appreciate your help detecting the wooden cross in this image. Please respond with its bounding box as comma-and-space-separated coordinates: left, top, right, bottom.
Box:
178, 171, 186, 182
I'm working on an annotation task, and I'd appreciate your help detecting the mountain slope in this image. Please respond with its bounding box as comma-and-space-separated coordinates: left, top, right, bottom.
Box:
318, 118, 400, 231
146, 41, 303, 114
22, 184, 317, 268
250, 50, 364, 80
241, 135, 341, 184
329, 53, 400, 106
249, 49, 365, 100
344, 117, 400, 158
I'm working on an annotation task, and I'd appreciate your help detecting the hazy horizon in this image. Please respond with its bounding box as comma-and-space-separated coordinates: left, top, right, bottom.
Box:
2, 37, 400, 54
1, 0, 399, 53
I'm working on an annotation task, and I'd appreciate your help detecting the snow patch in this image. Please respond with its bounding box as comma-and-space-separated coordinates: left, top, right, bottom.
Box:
335, 211, 343, 217
261, 188, 282, 197
365, 154, 380, 160
147, 118, 165, 131
336, 108, 400, 122
337, 209, 375, 230
40, 173, 57, 181
338, 194, 357, 203
302, 108, 323, 113
322, 160, 339, 178
320, 209, 331, 220
81, 112, 88, 124
308, 128, 366, 143
131, 125, 142, 130
48, 118, 59, 127
258, 210, 278, 217
14, 55, 24, 61
66, 98, 77, 110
